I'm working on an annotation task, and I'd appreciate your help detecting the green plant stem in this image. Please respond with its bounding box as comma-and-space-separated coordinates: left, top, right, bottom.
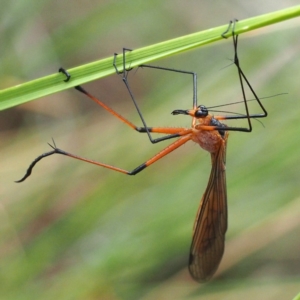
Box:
0, 5, 300, 110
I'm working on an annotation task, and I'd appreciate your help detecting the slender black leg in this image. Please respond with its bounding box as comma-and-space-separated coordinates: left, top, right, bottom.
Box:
218, 20, 267, 132
113, 49, 198, 143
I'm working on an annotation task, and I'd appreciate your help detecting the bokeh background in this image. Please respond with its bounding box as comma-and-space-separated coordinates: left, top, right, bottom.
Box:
1, 1, 300, 299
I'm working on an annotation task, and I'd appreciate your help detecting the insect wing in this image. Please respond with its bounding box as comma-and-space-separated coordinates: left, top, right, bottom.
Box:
189, 133, 228, 281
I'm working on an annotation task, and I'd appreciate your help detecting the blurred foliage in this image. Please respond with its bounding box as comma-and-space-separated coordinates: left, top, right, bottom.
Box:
1, 1, 300, 300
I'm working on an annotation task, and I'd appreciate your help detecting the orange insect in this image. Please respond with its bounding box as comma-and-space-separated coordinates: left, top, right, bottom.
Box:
16, 21, 267, 281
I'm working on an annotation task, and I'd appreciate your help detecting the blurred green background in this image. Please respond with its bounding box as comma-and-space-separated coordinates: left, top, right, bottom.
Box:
1, 1, 300, 299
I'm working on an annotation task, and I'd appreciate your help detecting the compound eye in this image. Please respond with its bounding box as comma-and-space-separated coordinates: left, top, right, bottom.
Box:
195, 105, 208, 118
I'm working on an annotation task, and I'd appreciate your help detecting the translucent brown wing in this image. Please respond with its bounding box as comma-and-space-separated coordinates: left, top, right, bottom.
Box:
188, 132, 228, 282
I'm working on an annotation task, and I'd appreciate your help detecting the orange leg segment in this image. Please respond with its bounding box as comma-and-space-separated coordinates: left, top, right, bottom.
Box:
16, 134, 192, 182
75, 86, 184, 142
55, 134, 192, 175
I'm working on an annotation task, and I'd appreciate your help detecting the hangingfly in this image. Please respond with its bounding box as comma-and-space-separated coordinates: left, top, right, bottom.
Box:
16, 20, 268, 282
